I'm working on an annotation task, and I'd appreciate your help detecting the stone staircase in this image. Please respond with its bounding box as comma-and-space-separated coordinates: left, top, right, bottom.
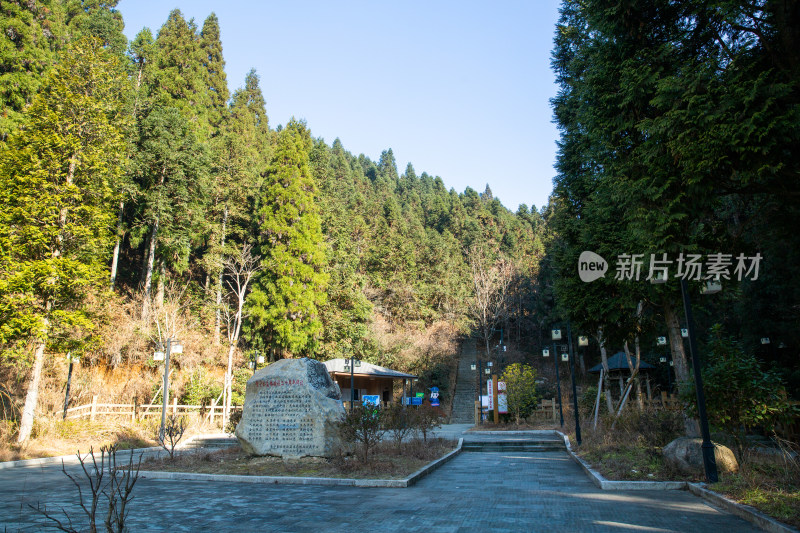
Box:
182, 435, 238, 450
450, 338, 478, 424
461, 434, 565, 453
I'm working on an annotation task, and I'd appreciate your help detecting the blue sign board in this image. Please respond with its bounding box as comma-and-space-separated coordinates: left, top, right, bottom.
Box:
411, 397, 423, 406
362, 395, 380, 406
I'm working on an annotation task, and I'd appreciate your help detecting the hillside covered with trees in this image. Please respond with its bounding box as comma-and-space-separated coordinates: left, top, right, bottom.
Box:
0, 2, 549, 443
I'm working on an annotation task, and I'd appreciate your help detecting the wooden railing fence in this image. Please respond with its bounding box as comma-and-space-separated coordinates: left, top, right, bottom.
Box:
64, 395, 241, 425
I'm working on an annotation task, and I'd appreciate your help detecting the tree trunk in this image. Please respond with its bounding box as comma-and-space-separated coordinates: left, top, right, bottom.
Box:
214, 205, 228, 346
663, 300, 691, 383
598, 330, 615, 412
156, 260, 165, 309
141, 218, 158, 320
17, 304, 51, 443
110, 200, 124, 290
663, 299, 701, 437
19, 157, 77, 442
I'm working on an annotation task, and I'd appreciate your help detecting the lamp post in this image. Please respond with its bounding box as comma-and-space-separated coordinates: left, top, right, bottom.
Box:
343, 355, 361, 413
681, 278, 718, 483
62, 352, 79, 420
249, 350, 265, 374
157, 338, 183, 441
565, 322, 582, 445
549, 329, 565, 427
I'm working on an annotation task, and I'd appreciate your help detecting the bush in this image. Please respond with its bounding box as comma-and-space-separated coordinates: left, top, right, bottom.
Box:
383, 403, 415, 452
231, 368, 251, 405
337, 404, 385, 462
613, 408, 685, 448
683, 325, 795, 456
500, 363, 539, 424
225, 409, 242, 434
180, 369, 221, 407
414, 405, 444, 442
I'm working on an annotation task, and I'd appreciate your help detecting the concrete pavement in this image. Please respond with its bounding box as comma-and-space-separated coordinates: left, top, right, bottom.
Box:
0, 428, 763, 532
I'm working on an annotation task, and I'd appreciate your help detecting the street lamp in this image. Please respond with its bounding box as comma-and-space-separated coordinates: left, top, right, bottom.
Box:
653, 273, 719, 483
680, 278, 719, 482
565, 322, 582, 445
156, 338, 182, 442
343, 354, 361, 412
549, 330, 565, 427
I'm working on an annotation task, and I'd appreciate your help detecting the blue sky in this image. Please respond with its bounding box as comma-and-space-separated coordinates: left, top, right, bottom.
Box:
118, 1, 561, 212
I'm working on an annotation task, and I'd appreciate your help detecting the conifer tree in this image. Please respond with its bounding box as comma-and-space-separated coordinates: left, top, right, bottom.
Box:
246, 119, 328, 356
209, 69, 271, 343
0, 38, 129, 443
0, 0, 63, 142
133, 105, 208, 317
200, 13, 229, 133
152, 9, 211, 135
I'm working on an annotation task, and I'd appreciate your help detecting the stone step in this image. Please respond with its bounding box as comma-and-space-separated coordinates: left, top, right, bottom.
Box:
183, 437, 238, 449
461, 441, 565, 453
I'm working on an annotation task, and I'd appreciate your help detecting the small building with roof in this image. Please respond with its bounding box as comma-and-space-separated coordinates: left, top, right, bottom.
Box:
323, 359, 417, 407
588, 351, 657, 401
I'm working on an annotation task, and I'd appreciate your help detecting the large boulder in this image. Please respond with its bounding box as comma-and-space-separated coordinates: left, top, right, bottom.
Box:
235, 358, 346, 458
663, 437, 739, 476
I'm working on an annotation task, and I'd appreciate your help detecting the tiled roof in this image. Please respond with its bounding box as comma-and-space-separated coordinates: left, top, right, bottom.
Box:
323, 358, 417, 379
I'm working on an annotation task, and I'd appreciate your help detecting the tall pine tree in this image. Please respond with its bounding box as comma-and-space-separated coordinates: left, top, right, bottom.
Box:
246, 119, 328, 356
0, 38, 129, 442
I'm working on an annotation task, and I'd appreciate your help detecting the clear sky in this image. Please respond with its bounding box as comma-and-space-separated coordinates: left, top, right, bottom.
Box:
117, 1, 562, 212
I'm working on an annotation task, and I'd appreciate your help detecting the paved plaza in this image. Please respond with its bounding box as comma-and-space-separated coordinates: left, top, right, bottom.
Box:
0, 429, 762, 533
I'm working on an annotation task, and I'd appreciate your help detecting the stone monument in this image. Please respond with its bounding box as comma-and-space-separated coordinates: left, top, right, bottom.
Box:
235, 357, 346, 458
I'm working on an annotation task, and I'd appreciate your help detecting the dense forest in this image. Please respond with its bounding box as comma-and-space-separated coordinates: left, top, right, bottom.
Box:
0, 2, 549, 443
1, 1, 798, 447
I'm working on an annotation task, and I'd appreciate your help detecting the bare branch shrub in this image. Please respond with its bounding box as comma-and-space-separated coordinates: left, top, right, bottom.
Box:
156, 413, 187, 460
32, 444, 141, 533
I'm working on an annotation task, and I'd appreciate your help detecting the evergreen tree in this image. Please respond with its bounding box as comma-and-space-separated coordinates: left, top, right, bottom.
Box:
152, 9, 211, 135
0, 38, 129, 442
246, 119, 328, 356
209, 69, 271, 343
132, 105, 208, 317
199, 12, 229, 132
0, 0, 63, 142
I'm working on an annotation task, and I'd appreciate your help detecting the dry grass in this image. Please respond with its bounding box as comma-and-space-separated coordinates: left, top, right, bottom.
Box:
572, 408, 688, 481
710, 443, 800, 528
1, 418, 156, 461
0, 414, 220, 462
140, 438, 457, 479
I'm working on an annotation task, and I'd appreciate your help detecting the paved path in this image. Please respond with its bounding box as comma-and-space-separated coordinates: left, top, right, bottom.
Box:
450, 338, 478, 423
0, 431, 761, 532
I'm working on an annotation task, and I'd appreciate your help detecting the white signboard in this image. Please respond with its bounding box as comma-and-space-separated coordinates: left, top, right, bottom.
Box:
498, 393, 508, 414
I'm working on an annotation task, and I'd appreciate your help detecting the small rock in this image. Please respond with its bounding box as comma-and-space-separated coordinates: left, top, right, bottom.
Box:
662, 437, 738, 476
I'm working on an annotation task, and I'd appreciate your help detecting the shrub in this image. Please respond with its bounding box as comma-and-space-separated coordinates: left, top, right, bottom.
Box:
613, 408, 685, 448
383, 403, 416, 452
414, 405, 444, 442
225, 409, 242, 434
231, 368, 251, 405
180, 368, 221, 407
500, 363, 539, 424
683, 325, 795, 456
337, 404, 385, 462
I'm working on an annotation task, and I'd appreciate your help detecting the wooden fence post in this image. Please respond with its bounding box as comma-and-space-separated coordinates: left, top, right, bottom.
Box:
90, 395, 98, 422
210, 399, 217, 426
172, 397, 178, 415
132, 398, 137, 423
